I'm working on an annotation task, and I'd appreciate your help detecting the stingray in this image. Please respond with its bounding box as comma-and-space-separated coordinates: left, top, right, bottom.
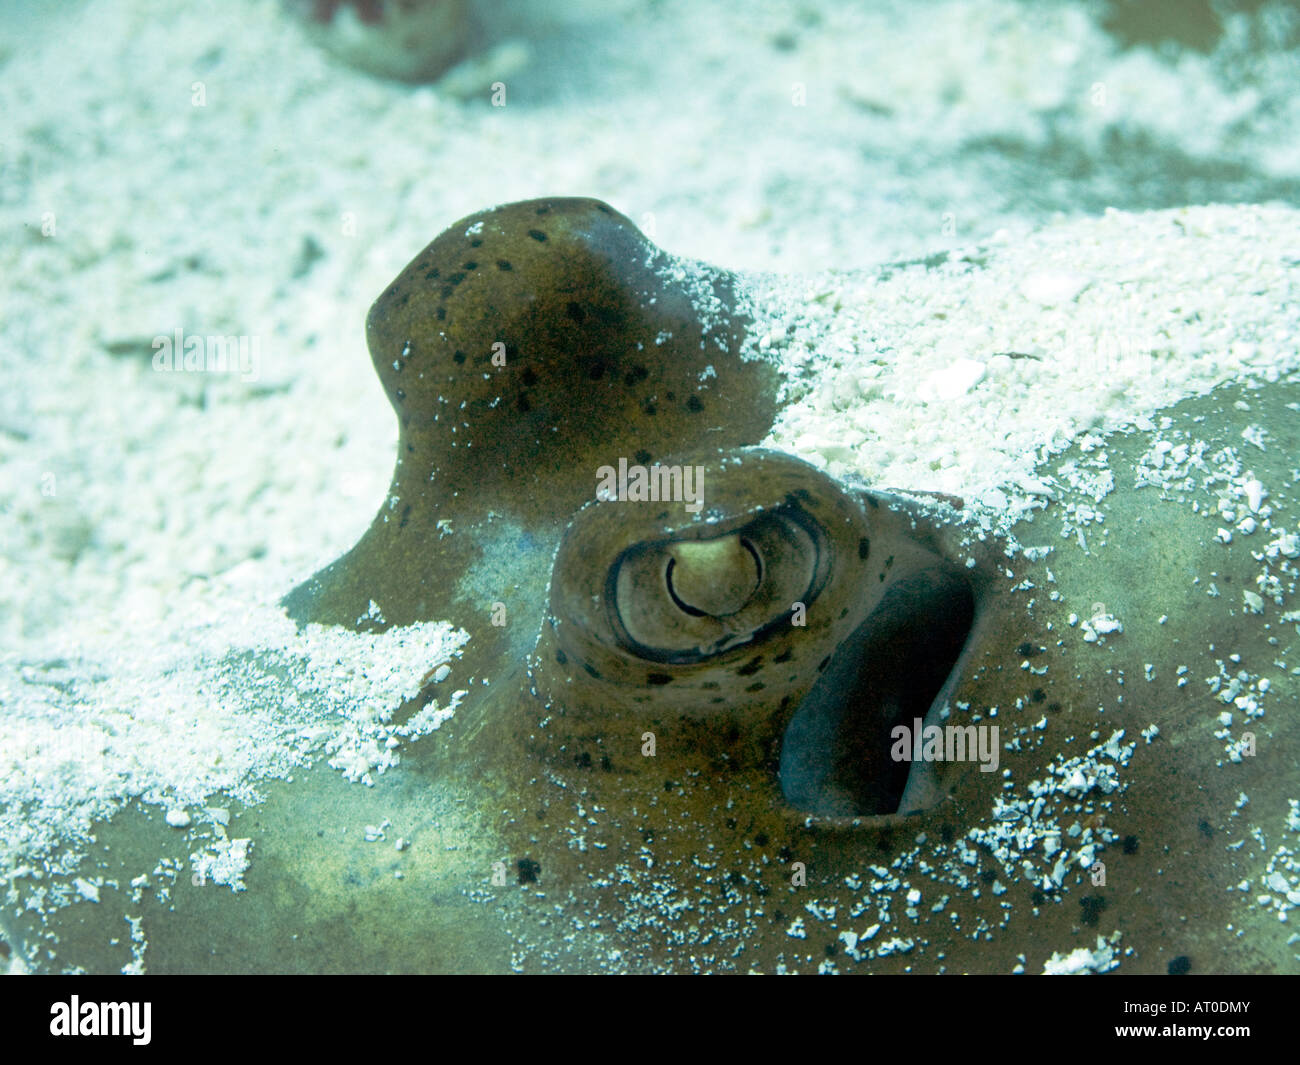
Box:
272, 199, 1298, 973
7, 200, 1296, 973
283, 197, 997, 824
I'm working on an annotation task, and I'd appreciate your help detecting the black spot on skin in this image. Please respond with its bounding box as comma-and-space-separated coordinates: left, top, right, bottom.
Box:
516, 394, 531, 413
528, 229, 547, 242
1123, 835, 1140, 855
535, 205, 551, 215
1079, 895, 1107, 926
686, 394, 703, 413
1031, 688, 1046, 703
745, 681, 765, 692
817, 655, 831, 672
1031, 888, 1046, 906
939, 823, 955, 844
586, 360, 606, 380
640, 827, 655, 843
424, 268, 440, 280
574, 751, 592, 769
778, 845, 794, 863
555, 648, 567, 665
497, 260, 513, 271
463, 261, 478, 270
624, 364, 650, 387
726, 727, 741, 743
395, 388, 406, 402
711, 696, 725, 704
979, 868, 997, 885
521, 367, 539, 387
754, 832, 769, 847
399, 504, 411, 529
469, 239, 483, 248
582, 662, 601, 680
858, 538, 870, 560
824, 943, 837, 958
440, 285, 454, 299
1167, 955, 1191, 975
642, 400, 657, 416
600, 754, 612, 772
647, 672, 673, 686
447, 271, 466, 286
1047, 702, 1062, 713
875, 830, 894, 853
665, 391, 675, 401
436, 307, 446, 321
453, 350, 466, 364
566, 301, 587, 324
773, 648, 793, 664
1198, 819, 1214, 839
634, 449, 652, 465
516, 858, 541, 885
736, 657, 764, 677
663, 780, 678, 791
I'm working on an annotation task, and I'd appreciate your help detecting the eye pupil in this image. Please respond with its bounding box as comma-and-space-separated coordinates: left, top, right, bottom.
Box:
608, 508, 828, 665
665, 536, 761, 618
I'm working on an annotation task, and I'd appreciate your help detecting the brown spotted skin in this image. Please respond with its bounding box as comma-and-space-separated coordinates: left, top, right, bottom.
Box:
283, 198, 779, 637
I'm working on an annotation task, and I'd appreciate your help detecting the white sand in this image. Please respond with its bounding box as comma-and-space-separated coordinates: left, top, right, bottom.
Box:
2, 0, 1299, 964
751, 202, 1300, 525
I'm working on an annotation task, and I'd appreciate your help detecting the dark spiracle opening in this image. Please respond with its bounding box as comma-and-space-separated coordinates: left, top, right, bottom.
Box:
779, 566, 975, 818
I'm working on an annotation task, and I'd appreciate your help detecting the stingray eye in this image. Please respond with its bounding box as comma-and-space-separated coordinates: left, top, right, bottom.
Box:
608, 509, 830, 664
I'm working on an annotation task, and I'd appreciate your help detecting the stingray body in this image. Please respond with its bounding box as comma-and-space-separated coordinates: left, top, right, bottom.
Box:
277, 200, 1296, 973
8, 201, 1295, 974
286, 198, 1006, 836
